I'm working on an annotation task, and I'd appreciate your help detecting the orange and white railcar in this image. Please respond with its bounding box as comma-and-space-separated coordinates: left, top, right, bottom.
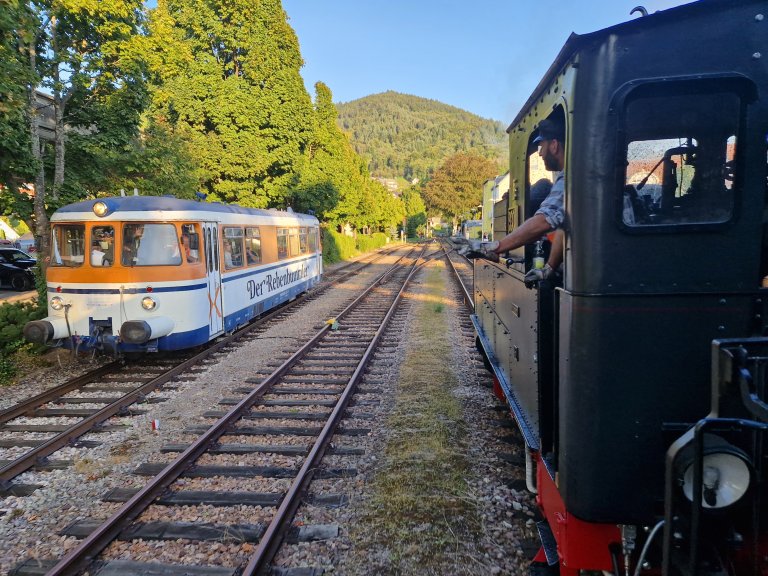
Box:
24, 196, 322, 353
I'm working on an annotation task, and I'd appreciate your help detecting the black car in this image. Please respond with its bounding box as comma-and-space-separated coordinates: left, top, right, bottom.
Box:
0, 248, 36, 291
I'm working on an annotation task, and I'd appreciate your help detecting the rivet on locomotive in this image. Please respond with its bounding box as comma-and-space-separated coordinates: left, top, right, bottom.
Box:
471, 1, 768, 574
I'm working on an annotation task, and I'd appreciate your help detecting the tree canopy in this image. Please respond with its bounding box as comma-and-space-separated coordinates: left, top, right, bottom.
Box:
422, 152, 498, 225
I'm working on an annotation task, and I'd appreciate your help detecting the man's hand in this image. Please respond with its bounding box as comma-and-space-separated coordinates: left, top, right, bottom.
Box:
459, 240, 499, 260
524, 263, 554, 287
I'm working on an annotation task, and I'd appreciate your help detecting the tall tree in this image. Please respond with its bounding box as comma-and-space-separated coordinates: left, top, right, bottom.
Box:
147, 0, 314, 208
292, 82, 366, 225
13, 0, 147, 260
422, 152, 498, 227
401, 186, 427, 237
0, 0, 36, 194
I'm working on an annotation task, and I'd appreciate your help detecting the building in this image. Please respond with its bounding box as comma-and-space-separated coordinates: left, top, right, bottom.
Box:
482, 172, 509, 241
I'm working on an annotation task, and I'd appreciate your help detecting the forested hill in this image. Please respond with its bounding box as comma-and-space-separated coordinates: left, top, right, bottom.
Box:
336, 91, 508, 182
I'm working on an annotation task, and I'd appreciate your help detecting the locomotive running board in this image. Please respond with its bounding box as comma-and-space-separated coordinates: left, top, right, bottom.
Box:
471, 313, 540, 451
536, 520, 559, 566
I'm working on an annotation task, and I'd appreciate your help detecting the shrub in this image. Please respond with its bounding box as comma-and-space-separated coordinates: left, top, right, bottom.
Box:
322, 228, 356, 265
0, 300, 46, 381
356, 232, 388, 253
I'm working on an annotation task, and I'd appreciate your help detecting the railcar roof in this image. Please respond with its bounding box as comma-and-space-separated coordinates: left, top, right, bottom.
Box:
52, 196, 319, 225
507, 0, 755, 131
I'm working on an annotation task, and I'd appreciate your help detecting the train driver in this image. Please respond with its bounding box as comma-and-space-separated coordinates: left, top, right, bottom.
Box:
465, 117, 566, 284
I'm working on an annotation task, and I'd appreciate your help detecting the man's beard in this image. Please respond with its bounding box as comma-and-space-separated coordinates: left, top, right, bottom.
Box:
543, 150, 559, 172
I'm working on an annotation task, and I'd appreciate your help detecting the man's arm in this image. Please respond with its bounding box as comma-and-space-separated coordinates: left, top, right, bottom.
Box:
547, 229, 564, 269
492, 213, 552, 255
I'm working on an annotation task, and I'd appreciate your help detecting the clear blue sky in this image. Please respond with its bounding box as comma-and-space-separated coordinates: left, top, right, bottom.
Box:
282, 0, 694, 123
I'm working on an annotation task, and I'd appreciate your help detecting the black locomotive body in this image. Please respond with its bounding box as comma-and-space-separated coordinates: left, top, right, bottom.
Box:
472, 1, 768, 574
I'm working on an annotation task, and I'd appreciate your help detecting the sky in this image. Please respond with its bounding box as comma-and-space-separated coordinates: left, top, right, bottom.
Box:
282, 0, 696, 124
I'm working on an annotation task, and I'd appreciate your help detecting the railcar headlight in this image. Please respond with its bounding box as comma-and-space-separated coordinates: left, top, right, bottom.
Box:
93, 201, 109, 217
50, 296, 64, 311
141, 296, 157, 311
680, 435, 752, 510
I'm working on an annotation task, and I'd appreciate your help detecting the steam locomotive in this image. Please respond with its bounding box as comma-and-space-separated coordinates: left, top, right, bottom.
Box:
472, 1, 768, 574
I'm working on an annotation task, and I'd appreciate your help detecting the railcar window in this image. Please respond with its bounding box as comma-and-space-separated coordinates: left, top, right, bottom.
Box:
223, 227, 244, 269
90, 226, 114, 267
299, 227, 308, 254
51, 224, 85, 267
308, 228, 318, 253
277, 228, 289, 260
621, 85, 741, 228
121, 223, 182, 266
245, 227, 261, 265
288, 228, 300, 257
180, 223, 200, 264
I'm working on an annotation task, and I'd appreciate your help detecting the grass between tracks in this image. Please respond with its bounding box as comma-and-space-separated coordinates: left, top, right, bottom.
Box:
352, 261, 480, 574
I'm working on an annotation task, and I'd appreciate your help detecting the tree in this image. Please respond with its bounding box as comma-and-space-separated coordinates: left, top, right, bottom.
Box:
292, 82, 367, 226
422, 152, 498, 227
401, 186, 427, 237
147, 0, 314, 208
0, 0, 36, 193
13, 0, 148, 262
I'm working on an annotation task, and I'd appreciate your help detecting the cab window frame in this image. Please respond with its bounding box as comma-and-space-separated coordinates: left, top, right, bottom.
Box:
613, 75, 756, 234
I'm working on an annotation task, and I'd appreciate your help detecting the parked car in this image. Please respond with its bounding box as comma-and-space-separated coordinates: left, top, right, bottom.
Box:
0, 248, 36, 291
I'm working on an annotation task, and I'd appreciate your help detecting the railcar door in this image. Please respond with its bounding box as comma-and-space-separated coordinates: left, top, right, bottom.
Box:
203, 222, 224, 337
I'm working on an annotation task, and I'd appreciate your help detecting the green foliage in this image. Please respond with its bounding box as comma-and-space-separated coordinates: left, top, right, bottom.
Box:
401, 187, 427, 237
0, 301, 44, 357
322, 228, 356, 265
422, 152, 499, 224
147, 0, 314, 208
356, 232, 388, 253
337, 91, 507, 182
0, 0, 37, 190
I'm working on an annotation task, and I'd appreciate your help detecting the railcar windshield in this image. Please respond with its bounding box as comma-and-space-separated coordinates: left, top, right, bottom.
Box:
621, 80, 745, 228
121, 223, 182, 266
51, 224, 85, 267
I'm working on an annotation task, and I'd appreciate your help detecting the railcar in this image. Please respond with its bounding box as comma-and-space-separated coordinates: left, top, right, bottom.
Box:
472, 1, 768, 574
24, 195, 322, 354
461, 219, 484, 240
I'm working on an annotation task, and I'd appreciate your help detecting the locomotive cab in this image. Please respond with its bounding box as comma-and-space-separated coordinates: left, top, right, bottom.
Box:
473, 1, 768, 574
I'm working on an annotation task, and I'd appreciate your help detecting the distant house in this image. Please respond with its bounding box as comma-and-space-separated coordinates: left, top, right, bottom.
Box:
373, 177, 399, 194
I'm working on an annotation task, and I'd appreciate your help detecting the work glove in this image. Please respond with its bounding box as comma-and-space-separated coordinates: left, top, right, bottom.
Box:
524, 263, 554, 288
459, 240, 499, 260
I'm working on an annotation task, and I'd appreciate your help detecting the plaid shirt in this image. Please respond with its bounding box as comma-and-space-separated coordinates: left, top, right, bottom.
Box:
534, 171, 565, 230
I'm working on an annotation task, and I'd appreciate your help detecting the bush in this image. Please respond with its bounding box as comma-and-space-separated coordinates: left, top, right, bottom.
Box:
356, 232, 388, 253
0, 300, 46, 381
322, 228, 357, 265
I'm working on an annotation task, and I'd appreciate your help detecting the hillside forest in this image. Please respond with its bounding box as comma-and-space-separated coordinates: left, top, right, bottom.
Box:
0, 0, 505, 260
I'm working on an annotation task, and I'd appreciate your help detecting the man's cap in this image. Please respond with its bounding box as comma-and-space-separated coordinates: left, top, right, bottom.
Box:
533, 118, 565, 144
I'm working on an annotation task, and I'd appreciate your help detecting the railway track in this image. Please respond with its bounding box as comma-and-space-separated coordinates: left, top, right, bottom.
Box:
0, 245, 404, 496
25, 243, 432, 575
440, 238, 474, 313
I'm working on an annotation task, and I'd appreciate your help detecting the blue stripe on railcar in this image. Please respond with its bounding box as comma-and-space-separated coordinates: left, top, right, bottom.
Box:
50, 283, 208, 295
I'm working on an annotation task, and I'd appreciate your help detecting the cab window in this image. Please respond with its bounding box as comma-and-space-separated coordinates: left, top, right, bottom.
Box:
90, 226, 114, 267
180, 223, 201, 264
51, 224, 85, 267
122, 223, 182, 266
308, 227, 318, 253
621, 80, 745, 228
